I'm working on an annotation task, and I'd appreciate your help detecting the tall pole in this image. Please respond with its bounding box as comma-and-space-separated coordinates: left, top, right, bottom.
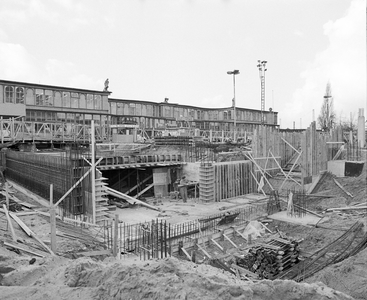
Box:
233, 73, 236, 141
91, 120, 96, 224
257, 60, 267, 125
227, 69, 240, 141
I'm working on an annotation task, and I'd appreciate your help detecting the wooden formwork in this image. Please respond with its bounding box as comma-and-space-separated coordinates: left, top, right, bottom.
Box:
252, 123, 344, 184
213, 161, 255, 202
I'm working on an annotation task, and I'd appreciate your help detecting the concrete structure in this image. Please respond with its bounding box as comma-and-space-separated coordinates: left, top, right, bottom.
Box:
357, 108, 366, 148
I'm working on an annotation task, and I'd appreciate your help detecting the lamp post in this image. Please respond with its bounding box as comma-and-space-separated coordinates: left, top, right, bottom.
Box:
227, 69, 240, 141
257, 60, 267, 125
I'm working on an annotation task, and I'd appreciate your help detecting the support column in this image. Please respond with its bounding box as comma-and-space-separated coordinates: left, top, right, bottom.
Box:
357, 108, 365, 148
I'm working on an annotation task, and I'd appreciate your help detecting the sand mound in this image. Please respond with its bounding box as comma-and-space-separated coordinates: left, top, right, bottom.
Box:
1, 255, 354, 300
306, 247, 367, 300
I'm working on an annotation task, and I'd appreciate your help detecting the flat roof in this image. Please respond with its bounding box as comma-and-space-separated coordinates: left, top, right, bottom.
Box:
0, 79, 111, 95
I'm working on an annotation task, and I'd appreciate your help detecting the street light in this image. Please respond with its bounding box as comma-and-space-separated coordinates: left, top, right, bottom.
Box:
227, 69, 240, 141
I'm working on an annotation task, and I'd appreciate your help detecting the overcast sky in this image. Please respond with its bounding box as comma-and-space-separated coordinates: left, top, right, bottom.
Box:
0, 0, 365, 129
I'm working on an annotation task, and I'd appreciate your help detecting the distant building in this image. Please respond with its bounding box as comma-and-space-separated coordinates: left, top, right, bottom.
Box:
0, 79, 278, 143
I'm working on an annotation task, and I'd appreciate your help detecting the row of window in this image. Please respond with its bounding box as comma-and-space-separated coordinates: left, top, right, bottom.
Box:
109, 100, 272, 123
3, 86, 105, 110
26, 111, 107, 125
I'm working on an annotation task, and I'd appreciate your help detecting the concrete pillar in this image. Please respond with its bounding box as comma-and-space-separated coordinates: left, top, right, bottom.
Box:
357, 108, 365, 148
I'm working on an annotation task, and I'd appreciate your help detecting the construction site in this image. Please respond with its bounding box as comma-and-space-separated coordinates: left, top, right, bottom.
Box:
0, 78, 366, 300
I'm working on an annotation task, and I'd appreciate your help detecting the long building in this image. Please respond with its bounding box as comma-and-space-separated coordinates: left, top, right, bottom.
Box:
0, 79, 278, 143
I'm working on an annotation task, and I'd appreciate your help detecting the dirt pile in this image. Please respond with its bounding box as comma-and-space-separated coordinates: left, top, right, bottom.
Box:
0, 255, 354, 300
306, 247, 367, 300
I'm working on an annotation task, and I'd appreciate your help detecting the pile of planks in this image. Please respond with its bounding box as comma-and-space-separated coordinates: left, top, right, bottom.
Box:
235, 237, 300, 279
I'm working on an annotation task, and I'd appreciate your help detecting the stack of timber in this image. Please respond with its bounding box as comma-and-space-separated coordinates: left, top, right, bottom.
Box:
154, 136, 193, 146
235, 237, 300, 279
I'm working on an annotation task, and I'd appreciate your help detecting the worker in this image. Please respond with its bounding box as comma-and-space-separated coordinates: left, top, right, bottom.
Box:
179, 176, 188, 203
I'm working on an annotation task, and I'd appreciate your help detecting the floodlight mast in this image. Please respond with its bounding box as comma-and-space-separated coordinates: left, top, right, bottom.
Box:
257, 60, 267, 125
227, 70, 240, 141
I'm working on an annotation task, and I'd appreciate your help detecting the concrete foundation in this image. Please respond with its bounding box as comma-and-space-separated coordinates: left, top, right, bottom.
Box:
327, 160, 365, 177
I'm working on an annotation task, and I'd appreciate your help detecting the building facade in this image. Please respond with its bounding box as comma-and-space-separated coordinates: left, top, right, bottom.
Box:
1, 79, 278, 143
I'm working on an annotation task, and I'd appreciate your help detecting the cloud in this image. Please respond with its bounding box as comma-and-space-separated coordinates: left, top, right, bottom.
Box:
44, 58, 102, 90
284, 0, 365, 129
0, 42, 41, 81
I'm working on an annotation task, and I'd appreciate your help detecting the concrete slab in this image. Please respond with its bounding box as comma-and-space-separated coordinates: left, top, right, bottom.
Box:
241, 193, 268, 201
268, 210, 321, 226
114, 197, 241, 224
327, 160, 345, 177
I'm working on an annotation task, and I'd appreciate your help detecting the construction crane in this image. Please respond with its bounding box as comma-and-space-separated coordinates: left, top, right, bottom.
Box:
257, 60, 267, 125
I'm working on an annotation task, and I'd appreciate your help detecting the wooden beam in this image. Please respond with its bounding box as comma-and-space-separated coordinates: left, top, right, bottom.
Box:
333, 178, 354, 198
4, 242, 45, 258
106, 186, 160, 211
245, 153, 274, 191
223, 234, 238, 248
54, 157, 103, 207
278, 150, 303, 192
134, 183, 154, 199
231, 264, 258, 279
126, 175, 152, 195
2, 205, 17, 242
181, 247, 192, 261
210, 238, 224, 251
281, 137, 300, 154
9, 212, 32, 236
197, 244, 211, 258
78, 250, 112, 256
5, 182, 9, 209
326, 206, 367, 212
269, 150, 301, 187
50, 184, 57, 253
113, 214, 119, 257
234, 229, 248, 241
250, 171, 266, 196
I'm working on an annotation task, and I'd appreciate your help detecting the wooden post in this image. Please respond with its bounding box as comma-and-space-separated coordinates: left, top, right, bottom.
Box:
5, 182, 9, 210
113, 214, 119, 257
50, 184, 57, 252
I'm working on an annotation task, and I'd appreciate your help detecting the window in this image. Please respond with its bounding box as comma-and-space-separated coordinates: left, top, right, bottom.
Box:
94, 95, 101, 110
45, 90, 53, 106
36, 89, 44, 106
110, 102, 117, 115
71, 93, 79, 108
117, 103, 123, 115
79, 94, 86, 108
26, 88, 34, 105
129, 103, 136, 115
15, 87, 24, 104
63, 92, 70, 107
54, 92, 62, 106
5, 86, 14, 103
87, 94, 94, 109
197, 110, 201, 120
